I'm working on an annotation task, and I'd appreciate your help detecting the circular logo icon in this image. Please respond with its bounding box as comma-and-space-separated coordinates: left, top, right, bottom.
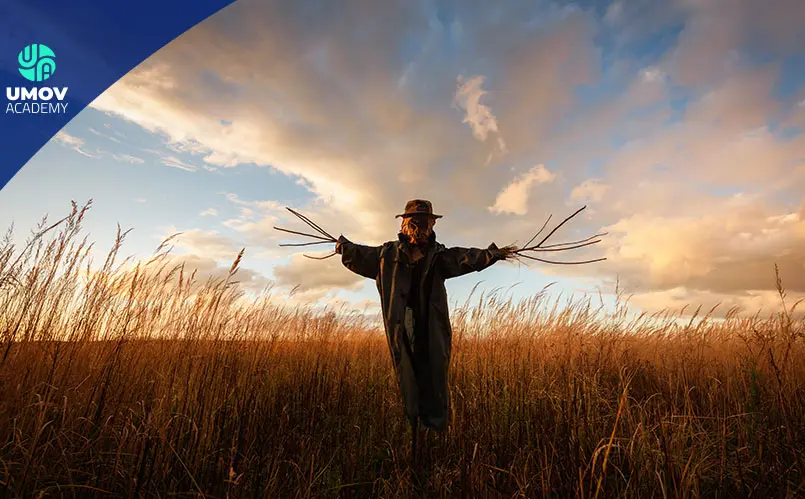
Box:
18, 44, 56, 82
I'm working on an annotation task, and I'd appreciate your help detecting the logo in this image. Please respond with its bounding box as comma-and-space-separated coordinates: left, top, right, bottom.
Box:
18, 44, 56, 82
6, 44, 68, 115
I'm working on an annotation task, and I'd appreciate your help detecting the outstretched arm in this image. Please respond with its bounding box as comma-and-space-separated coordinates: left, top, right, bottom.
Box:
335, 235, 382, 279
438, 243, 512, 279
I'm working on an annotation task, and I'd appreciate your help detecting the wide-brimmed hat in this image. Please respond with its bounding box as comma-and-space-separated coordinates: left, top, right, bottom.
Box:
395, 199, 443, 219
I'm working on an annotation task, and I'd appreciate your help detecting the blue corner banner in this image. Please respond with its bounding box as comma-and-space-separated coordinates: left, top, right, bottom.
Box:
0, 0, 237, 191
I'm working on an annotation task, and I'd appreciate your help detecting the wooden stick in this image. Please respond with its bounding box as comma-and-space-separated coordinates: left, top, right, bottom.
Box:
533, 205, 587, 249
273, 226, 333, 242
286, 207, 336, 241
537, 232, 608, 250
303, 251, 337, 260
523, 239, 602, 252
516, 253, 607, 265
522, 214, 553, 250
279, 240, 336, 247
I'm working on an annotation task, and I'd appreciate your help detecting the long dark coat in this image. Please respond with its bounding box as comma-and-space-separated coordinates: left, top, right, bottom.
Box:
336, 231, 506, 431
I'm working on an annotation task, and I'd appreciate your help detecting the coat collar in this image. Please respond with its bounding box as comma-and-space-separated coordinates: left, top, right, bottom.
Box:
397, 230, 437, 247
395, 231, 440, 265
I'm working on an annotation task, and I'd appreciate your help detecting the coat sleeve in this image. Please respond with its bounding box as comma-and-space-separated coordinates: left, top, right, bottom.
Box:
437, 243, 508, 279
335, 235, 382, 280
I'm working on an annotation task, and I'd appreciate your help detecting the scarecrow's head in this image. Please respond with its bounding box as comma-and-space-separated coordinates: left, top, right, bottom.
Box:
396, 199, 442, 245
400, 215, 436, 245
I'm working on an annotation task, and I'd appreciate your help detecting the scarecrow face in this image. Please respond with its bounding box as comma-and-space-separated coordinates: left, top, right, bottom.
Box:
400, 214, 436, 244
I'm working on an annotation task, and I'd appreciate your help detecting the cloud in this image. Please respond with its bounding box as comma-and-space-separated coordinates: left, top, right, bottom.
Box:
272, 252, 363, 293
489, 165, 556, 215
156, 253, 274, 294
453, 74, 507, 155
223, 193, 283, 213
151, 218, 373, 307
217, 193, 362, 264
629, 287, 805, 319
603, 1, 624, 26
54, 131, 99, 158
596, 199, 805, 295
200, 208, 218, 217
112, 153, 145, 164
53, 130, 151, 166
164, 227, 244, 262
88, 126, 123, 143
665, 0, 805, 87
570, 179, 609, 204
161, 155, 198, 172
641, 67, 664, 83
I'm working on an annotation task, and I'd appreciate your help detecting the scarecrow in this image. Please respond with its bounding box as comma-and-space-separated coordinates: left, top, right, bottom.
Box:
274, 199, 605, 459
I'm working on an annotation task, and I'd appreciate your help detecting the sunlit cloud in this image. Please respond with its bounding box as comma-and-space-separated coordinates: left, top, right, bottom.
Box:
570, 179, 609, 204
454, 74, 507, 156
489, 165, 556, 216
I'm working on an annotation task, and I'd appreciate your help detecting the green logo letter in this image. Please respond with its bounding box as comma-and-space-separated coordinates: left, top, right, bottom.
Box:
18, 44, 56, 82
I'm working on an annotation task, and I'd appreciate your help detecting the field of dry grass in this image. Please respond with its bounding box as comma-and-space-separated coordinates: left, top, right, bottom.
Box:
1, 201, 804, 498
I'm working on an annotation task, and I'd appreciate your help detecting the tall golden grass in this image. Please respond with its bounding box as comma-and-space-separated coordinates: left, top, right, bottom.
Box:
1, 201, 803, 498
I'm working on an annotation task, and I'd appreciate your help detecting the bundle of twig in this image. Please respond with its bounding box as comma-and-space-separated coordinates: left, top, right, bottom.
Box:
508, 205, 607, 266
273, 208, 338, 260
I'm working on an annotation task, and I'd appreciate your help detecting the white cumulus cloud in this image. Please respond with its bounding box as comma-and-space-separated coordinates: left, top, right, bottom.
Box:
454, 75, 507, 156
489, 165, 556, 215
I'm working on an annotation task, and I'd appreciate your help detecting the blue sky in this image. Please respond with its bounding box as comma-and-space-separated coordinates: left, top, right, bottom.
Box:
1, 0, 804, 317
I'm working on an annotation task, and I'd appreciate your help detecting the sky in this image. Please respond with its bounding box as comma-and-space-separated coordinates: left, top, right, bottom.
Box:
1, 0, 805, 318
